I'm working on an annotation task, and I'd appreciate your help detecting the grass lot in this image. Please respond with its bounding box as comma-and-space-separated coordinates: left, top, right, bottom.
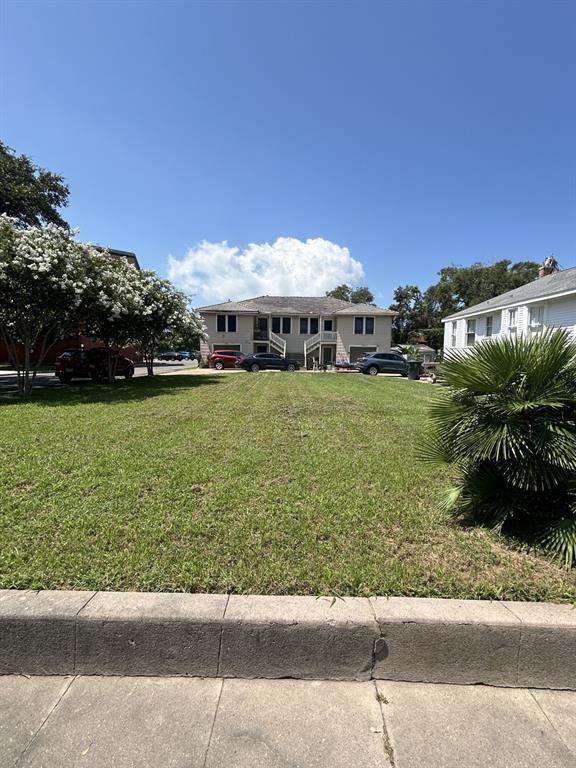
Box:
1, 372, 574, 602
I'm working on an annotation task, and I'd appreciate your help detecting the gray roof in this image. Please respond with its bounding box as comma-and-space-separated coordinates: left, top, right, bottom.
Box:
198, 295, 395, 316
443, 267, 576, 321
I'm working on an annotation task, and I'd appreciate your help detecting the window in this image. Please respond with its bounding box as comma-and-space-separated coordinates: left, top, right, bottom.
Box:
508, 308, 517, 337
529, 306, 544, 333
450, 321, 457, 347
485, 316, 493, 337
216, 314, 236, 333
272, 316, 281, 334
310, 318, 319, 334
324, 319, 333, 332
466, 318, 476, 346
281, 317, 291, 334
355, 317, 375, 334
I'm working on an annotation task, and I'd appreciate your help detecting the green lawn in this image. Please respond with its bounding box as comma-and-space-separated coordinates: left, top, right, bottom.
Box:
1, 372, 574, 601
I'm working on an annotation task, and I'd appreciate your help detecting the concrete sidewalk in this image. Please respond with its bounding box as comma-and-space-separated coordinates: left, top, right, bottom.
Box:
2, 676, 575, 768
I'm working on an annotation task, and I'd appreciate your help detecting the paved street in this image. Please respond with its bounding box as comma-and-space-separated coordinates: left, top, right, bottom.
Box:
0, 362, 200, 394
1, 676, 574, 768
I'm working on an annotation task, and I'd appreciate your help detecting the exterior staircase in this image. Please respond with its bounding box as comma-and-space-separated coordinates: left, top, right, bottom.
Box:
269, 330, 286, 357
303, 331, 338, 364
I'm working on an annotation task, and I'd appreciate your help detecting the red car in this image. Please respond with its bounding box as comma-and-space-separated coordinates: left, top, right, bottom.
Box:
209, 349, 244, 370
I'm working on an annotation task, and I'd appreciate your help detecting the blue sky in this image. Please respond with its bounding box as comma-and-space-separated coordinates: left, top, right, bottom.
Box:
1, 0, 574, 306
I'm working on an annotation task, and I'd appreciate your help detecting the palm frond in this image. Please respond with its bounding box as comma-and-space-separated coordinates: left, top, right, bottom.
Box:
537, 518, 576, 568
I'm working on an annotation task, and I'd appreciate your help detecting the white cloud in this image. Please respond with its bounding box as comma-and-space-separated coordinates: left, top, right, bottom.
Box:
167, 237, 365, 304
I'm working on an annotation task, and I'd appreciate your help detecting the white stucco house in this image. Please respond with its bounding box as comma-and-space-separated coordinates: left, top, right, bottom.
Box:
197, 295, 396, 366
442, 262, 576, 353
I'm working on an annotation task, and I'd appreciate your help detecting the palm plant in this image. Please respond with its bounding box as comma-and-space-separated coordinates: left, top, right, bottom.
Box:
423, 329, 576, 567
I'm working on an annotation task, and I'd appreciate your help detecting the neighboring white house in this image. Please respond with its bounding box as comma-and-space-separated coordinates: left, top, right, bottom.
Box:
442, 262, 576, 353
197, 295, 396, 366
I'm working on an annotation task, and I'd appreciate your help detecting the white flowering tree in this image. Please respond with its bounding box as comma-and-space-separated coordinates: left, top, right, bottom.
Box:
130, 274, 206, 375
82, 253, 147, 383
0, 215, 96, 396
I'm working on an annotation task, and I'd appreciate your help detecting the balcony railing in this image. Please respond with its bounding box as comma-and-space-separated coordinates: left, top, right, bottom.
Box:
253, 329, 269, 340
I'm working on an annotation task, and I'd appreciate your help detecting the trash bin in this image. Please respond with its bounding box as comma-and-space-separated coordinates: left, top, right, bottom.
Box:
407, 361, 422, 380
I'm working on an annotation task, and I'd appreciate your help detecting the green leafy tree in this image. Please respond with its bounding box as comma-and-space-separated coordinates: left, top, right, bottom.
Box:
424, 330, 576, 567
427, 260, 540, 315
326, 284, 374, 303
0, 142, 69, 227
389, 285, 424, 344
350, 286, 374, 304
390, 259, 541, 348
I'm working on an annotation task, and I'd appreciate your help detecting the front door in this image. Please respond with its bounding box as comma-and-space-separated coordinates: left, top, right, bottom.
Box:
322, 345, 335, 365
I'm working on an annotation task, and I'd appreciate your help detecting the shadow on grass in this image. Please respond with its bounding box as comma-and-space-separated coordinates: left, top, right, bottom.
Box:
0, 374, 225, 407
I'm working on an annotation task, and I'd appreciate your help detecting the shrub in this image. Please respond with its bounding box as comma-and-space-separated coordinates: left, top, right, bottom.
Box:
424, 329, 576, 566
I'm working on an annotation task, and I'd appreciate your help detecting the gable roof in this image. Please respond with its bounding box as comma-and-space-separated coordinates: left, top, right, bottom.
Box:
443, 267, 576, 321
197, 295, 395, 316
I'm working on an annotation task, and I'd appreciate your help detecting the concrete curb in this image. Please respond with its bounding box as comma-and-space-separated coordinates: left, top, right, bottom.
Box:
0, 590, 574, 689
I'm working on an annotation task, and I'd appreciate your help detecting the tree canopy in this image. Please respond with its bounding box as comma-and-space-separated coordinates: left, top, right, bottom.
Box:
0, 141, 70, 228
326, 284, 375, 304
390, 259, 540, 347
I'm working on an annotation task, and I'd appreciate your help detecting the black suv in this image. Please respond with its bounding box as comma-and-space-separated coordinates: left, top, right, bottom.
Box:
356, 352, 408, 376
55, 348, 135, 383
238, 352, 300, 372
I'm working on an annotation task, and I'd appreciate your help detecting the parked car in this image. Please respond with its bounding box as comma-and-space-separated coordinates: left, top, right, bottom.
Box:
355, 352, 408, 376
177, 351, 201, 362
55, 348, 134, 383
157, 351, 182, 361
238, 352, 300, 372
209, 349, 245, 370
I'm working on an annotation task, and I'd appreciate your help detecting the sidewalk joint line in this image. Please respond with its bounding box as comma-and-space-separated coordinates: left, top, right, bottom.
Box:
201, 678, 225, 768
216, 594, 230, 677
73, 591, 98, 673
528, 689, 575, 757
14, 675, 77, 768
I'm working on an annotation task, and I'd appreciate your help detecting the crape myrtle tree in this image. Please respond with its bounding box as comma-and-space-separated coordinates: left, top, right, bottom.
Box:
82, 253, 148, 383
0, 215, 96, 396
131, 274, 206, 376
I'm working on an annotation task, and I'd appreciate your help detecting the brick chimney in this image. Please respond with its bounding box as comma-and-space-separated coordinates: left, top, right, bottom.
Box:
539, 255, 559, 278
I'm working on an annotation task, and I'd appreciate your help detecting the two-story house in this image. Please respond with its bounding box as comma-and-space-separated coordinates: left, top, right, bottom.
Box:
442, 261, 576, 353
198, 295, 396, 366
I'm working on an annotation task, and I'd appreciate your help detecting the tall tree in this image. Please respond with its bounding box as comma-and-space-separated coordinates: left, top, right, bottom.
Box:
350, 286, 374, 304
326, 284, 352, 302
0, 142, 69, 227
389, 285, 424, 344
390, 259, 541, 347
326, 284, 375, 304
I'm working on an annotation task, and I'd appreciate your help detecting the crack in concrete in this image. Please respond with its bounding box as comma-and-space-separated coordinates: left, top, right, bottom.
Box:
373, 680, 396, 767
13, 675, 76, 768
